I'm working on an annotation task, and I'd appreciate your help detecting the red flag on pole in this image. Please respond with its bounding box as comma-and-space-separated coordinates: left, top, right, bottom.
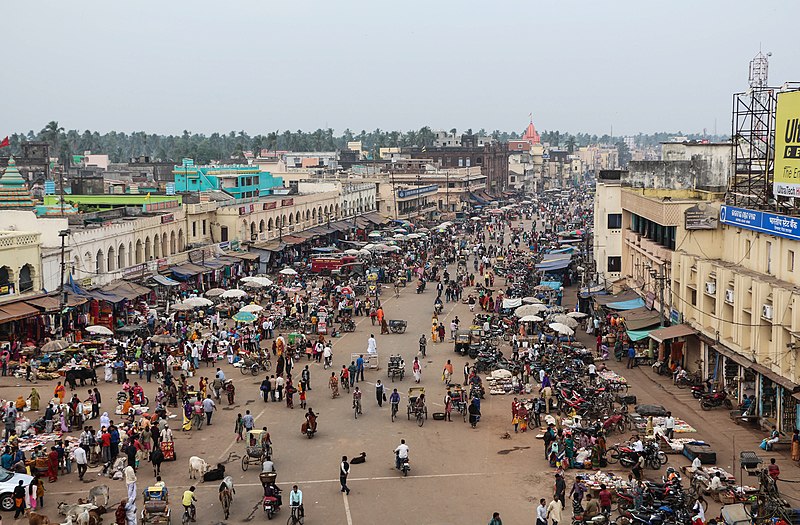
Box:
0, 137, 9, 148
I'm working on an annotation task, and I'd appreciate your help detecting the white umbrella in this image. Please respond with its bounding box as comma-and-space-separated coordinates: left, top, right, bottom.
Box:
406, 233, 421, 239
362, 243, 376, 251
240, 304, 264, 313
279, 268, 298, 276
242, 276, 273, 287
183, 297, 213, 308
519, 315, 543, 322
358, 249, 372, 256
515, 304, 548, 317
170, 302, 193, 311
470, 217, 482, 221
368, 231, 382, 238
371, 243, 390, 251
393, 234, 406, 240
205, 288, 225, 297
86, 325, 113, 336
550, 314, 579, 329
392, 228, 408, 233
221, 289, 248, 299
548, 322, 575, 336
344, 249, 360, 255
567, 311, 588, 319
386, 245, 402, 252
522, 296, 544, 304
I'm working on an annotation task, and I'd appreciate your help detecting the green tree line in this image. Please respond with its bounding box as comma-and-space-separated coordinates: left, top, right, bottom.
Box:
4, 122, 727, 165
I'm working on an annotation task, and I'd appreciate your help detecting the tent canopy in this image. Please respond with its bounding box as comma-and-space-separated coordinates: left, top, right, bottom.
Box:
606, 298, 646, 310
649, 324, 698, 343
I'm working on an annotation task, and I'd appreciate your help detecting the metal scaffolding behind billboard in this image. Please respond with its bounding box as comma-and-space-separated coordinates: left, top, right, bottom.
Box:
728, 87, 777, 210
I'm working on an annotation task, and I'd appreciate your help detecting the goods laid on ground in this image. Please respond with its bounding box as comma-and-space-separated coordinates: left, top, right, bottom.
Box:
486, 369, 519, 395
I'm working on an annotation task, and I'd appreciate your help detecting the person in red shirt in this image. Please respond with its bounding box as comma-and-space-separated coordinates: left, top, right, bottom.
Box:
598, 484, 612, 515
101, 428, 112, 463
768, 457, 780, 481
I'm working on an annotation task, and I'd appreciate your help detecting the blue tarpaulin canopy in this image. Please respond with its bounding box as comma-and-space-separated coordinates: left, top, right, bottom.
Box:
535, 259, 571, 271
152, 275, 180, 286
548, 247, 576, 254
540, 280, 562, 291
606, 298, 646, 310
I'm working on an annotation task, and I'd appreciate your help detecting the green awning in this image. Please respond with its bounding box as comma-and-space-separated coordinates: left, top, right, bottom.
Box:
627, 328, 655, 341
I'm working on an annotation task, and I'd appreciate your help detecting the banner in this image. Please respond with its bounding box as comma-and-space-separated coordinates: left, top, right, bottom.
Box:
774, 90, 800, 197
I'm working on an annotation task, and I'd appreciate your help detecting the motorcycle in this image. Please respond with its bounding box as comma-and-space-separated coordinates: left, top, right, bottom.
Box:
339, 319, 356, 332
416, 281, 426, 294
699, 391, 732, 410
434, 301, 443, 315
607, 443, 666, 470
263, 490, 282, 520
396, 454, 410, 476
301, 414, 318, 439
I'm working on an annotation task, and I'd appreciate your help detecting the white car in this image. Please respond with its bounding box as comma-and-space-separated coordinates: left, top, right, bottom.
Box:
0, 467, 32, 512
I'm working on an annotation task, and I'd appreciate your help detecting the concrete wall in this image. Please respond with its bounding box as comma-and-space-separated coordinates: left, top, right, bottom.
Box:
594, 180, 623, 285
628, 143, 731, 192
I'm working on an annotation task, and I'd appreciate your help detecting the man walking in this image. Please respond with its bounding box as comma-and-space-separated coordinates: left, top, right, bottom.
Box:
356, 355, 365, 382
73, 443, 88, 481
202, 394, 216, 426
242, 410, 254, 433
375, 380, 385, 407
626, 343, 636, 369
340, 455, 351, 495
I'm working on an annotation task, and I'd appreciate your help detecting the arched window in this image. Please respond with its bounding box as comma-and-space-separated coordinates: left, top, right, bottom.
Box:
312, 208, 317, 220
118, 243, 126, 270
259, 220, 265, 232
96, 249, 105, 273
19, 264, 34, 292
288, 214, 294, 225
170, 231, 176, 254
153, 236, 160, 258
127, 242, 133, 267
0, 266, 11, 288
268, 218, 274, 231
161, 233, 169, 256
136, 240, 143, 264
250, 222, 256, 236
295, 211, 300, 224
107, 246, 116, 271
72, 256, 80, 274
178, 229, 185, 251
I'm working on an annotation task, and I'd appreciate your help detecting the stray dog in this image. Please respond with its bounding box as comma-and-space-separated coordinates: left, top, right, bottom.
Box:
28, 512, 51, 525
87, 506, 106, 525
88, 485, 109, 506
349, 452, 367, 465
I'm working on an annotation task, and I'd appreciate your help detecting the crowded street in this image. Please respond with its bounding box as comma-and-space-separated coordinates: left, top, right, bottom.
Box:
0, 197, 797, 525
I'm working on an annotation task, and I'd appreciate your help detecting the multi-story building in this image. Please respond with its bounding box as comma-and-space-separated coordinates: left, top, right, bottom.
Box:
383, 167, 486, 215
404, 140, 509, 196
0, 231, 42, 303
593, 170, 624, 287
173, 159, 283, 200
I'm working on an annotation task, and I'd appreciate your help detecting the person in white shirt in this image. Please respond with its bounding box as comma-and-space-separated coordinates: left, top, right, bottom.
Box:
322, 345, 333, 367
72, 445, 88, 480
691, 456, 702, 471
367, 335, 377, 354
587, 363, 597, 383
664, 411, 676, 439
631, 435, 644, 453
536, 498, 548, 525
394, 439, 409, 469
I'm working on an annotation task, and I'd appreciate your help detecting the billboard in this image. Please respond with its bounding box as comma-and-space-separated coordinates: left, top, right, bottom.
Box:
684, 203, 719, 230
774, 90, 800, 197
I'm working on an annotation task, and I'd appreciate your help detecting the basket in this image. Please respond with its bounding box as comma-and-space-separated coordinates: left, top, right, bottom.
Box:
432, 413, 445, 420
260, 472, 277, 485
246, 447, 264, 458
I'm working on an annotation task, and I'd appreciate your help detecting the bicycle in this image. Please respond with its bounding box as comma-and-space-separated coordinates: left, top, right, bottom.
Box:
415, 407, 424, 427
323, 356, 332, 370
341, 377, 350, 394
182, 505, 195, 525
353, 399, 362, 419
287, 504, 304, 525
391, 402, 399, 422
192, 412, 203, 430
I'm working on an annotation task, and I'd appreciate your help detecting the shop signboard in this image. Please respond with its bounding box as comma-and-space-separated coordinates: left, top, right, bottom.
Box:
719, 205, 800, 242
774, 90, 800, 198
684, 203, 718, 230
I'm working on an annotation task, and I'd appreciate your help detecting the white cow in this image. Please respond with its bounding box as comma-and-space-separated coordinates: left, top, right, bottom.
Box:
188, 456, 209, 480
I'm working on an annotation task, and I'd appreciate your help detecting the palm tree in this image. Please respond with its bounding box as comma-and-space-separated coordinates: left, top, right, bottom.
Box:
40, 120, 64, 150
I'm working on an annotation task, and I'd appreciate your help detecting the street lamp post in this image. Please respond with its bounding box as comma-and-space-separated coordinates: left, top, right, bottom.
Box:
58, 229, 70, 337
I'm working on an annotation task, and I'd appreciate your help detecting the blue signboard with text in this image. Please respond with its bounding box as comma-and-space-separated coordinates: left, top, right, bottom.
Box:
719, 205, 800, 242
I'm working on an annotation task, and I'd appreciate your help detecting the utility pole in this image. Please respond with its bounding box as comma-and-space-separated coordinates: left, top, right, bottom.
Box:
650, 265, 667, 326
58, 229, 70, 337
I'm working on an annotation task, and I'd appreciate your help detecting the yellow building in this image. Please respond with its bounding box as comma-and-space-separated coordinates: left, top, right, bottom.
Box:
0, 231, 42, 303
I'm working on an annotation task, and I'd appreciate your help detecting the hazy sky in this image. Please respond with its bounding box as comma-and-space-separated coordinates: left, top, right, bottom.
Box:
4, 0, 799, 137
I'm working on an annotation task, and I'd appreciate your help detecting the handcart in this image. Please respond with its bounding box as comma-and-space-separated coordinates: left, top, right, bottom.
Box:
450, 385, 468, 422
387, 355, 405, 382
388, 320, 407, 334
